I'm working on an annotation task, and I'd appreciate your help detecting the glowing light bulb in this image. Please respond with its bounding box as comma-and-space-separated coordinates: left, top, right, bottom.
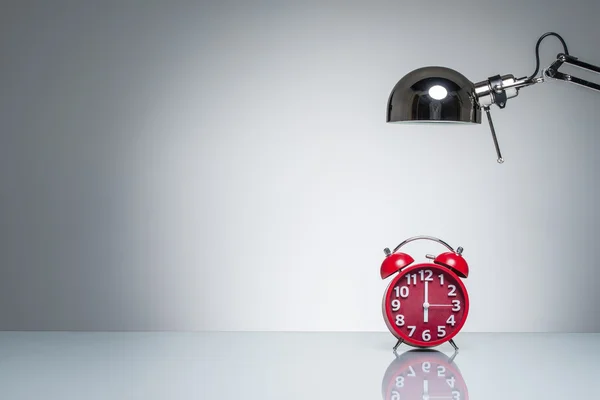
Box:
428, 85, 448, 100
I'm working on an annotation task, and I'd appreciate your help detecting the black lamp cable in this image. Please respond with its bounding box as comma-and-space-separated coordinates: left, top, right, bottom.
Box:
527, 32, 569, 82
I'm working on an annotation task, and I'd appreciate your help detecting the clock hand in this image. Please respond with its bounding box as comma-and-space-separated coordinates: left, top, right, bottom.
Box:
422, 379, 429, 400
423, 281, 429, 323
428, 304, 452, 307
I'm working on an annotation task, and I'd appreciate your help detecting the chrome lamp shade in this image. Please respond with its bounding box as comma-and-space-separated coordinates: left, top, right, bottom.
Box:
386, 66, 482, 124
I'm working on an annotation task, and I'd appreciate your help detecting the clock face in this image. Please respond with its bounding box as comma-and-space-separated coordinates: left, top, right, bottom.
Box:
381, 350, 468, 400
383, 263, 469, 347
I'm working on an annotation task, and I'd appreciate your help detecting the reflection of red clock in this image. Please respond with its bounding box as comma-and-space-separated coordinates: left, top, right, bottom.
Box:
381, 350, 469, 400
380, 236, 470, 350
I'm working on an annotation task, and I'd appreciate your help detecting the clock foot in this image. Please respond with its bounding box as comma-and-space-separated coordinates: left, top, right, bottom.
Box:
393, 339, 404, 352
449, 339, 459, 353
448, 348, 459, 364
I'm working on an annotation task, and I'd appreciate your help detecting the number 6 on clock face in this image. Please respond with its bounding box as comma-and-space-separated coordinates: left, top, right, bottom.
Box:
382, 263, 469, 347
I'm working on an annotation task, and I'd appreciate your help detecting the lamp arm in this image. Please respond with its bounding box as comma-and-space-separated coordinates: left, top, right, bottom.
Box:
474, 53, 599, 163
544, 53, 600, 92
477, 54, 600, 106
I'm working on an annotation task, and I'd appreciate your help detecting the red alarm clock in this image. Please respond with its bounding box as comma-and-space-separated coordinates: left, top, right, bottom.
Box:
380, 236, 470, 351
381, 349, 468, 400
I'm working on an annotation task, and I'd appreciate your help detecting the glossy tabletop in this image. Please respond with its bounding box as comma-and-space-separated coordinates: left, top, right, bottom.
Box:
0, 332, 598, 399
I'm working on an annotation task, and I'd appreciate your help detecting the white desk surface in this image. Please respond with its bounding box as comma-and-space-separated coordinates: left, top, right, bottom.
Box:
0, 332, 597, 399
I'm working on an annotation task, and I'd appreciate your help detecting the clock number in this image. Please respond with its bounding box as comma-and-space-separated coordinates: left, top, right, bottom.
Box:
406, 274, 417, 286
452, 300, 461, 312
396, 286, 409, 298
422, 361, 431, 373
437, 366, 446, 377
391, 390, 400, 400
452, 390, 461, 400
407, 366, 416, 377
394, 286, 409, 298
448, 284, 457, 297
422, 330, 431, 341
437, 326, 446, 337
391, 299, 401, 311
446, 376, 456, 388
438, 274, 444, 285
419, 269, 433, 282
446, 315, 456, 326
395, 376, 404, 388
407, 326, 416, 337
395, 314, 405, 326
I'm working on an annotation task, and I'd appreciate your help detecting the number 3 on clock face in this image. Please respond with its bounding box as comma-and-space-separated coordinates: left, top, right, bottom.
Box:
383, 263, 469, 347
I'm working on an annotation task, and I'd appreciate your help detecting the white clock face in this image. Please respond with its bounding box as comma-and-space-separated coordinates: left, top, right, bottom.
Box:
382, 350, 468, 400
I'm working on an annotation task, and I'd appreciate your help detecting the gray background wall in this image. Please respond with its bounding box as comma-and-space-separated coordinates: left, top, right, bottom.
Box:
1, 0, 599, 332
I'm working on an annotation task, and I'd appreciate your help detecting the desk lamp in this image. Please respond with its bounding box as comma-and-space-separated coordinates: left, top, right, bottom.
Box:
386, 32, 600, 163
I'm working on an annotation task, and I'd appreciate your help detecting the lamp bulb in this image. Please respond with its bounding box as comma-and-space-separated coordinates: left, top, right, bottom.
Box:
428, 85, 448, 100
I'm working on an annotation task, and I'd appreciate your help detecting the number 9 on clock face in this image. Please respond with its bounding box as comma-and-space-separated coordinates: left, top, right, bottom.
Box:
382, 263, 469, 347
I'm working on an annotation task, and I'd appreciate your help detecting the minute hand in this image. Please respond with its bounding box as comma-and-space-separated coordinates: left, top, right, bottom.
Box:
423, 281, 429, 323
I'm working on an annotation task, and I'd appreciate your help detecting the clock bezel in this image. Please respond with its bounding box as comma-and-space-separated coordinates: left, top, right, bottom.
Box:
382, 262, 470, 347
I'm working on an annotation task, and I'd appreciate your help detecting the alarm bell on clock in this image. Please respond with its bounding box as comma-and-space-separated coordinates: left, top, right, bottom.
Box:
380, 236, 470, 352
